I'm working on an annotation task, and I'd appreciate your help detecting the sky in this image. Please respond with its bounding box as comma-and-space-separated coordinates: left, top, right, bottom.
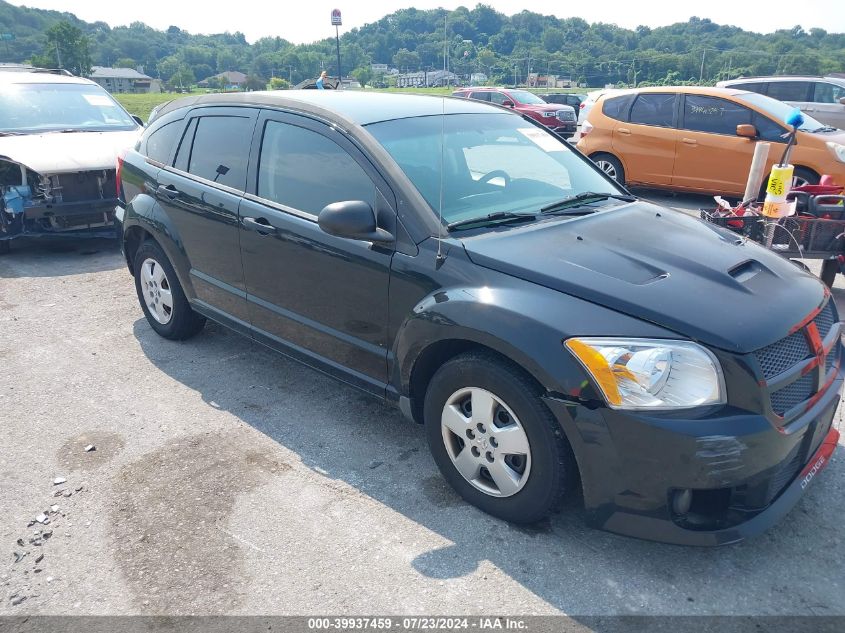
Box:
9, 0, 845, 44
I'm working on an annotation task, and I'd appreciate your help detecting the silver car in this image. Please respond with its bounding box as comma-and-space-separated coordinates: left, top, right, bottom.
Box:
717, 75, 845, 130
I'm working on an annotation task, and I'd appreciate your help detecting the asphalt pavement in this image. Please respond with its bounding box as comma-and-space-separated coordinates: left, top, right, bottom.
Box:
1, 207, 844, 617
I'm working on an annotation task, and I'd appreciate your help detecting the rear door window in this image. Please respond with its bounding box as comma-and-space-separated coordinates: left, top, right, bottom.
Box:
734, 82, 767, 95
767, 81, 812, 102
489, 92, 510, 105
469, 91, 491, 101
257, 120, 375, 216
682, 95, 751, 135
185, 115, 254, 191
629, 94, 676, 127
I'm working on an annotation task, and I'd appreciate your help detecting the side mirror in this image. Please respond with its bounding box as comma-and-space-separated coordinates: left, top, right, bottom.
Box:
318, 200, 394, 244
839, 96, 845, 106
132, 115, 145, 127
502, 100, 515, 108
736, 123, 757, 138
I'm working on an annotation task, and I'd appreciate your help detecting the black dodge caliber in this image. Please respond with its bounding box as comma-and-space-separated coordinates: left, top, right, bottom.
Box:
116, 91, 842, 546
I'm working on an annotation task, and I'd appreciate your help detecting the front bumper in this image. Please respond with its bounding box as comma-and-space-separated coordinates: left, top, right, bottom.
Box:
544, 368, 842, 546
543, 122, 577, 137
0, 198, 119, 241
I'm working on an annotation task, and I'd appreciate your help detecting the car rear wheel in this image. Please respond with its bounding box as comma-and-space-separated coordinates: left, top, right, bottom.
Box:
592, 154, 625, 185
424, 351, 576, 524
133, 240, 205, 340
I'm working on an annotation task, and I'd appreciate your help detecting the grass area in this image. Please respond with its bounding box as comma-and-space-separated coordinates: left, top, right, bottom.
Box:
115, 91, 201, 121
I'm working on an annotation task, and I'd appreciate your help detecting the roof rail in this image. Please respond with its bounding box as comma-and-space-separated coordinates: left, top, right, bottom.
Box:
0, 64, 74, 76
728, 74, 824, 80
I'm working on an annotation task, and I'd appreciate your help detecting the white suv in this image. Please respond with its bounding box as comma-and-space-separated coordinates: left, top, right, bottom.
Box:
0, 67, 142, 253
717, 76, 845, 130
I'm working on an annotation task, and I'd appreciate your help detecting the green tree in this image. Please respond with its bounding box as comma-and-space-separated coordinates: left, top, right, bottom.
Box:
244, 74, 267, 91
269, 76, 290, 90
392, 48, 421, 71
351, 66, 373, 87
114, 57, 136, 68
35, 21, 92, 75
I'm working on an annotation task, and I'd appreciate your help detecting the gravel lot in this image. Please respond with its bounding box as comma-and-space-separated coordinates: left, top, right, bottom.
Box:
1, 199, 844, 617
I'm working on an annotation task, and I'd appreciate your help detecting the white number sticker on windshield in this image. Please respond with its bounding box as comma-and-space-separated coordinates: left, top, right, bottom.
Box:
517, 128, 565, 152
83, 94, 115, 107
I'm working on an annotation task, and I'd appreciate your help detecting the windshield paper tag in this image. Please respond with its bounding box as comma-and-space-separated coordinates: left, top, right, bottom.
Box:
517, 128, 564, 152
83, 94, 114, 106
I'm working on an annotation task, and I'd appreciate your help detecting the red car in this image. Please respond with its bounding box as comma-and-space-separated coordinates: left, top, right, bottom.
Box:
452, 87, 578, 137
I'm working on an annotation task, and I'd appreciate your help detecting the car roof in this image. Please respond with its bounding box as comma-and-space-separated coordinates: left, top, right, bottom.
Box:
719, 75, 845, 86
151, 90, 513, 126
0, 70, 97, 85
598, 86, 752, 98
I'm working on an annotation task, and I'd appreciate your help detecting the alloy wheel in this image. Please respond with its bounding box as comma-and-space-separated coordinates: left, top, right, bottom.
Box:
595, 160, 618, 180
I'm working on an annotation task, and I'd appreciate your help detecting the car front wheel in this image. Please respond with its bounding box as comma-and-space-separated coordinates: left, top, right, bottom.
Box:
424, 351, 576, 524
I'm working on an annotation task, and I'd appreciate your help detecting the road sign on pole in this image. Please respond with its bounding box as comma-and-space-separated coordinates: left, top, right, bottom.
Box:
331, 9, 342, 88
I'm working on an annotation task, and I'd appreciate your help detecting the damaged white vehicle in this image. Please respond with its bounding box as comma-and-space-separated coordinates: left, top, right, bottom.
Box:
0, 68, 142, 253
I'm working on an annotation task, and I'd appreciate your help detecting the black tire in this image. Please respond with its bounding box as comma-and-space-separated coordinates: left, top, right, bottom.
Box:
820, 259, 839, 288
591, 153, 625, 185
133, 239, 205, 340
423, 351, 577, 524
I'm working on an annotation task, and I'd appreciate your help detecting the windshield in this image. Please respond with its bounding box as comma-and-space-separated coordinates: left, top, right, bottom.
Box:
366, 113, 621, 226
736, 92, 825, 132
0, 82, 138, 133
508, 90, 546, 105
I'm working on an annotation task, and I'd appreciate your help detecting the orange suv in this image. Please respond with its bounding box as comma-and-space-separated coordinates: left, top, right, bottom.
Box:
576, 86, 845, 196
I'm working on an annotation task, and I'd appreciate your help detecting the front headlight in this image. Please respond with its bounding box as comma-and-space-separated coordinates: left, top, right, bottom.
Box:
565, 338, 726, 410
827, 141, 845, 163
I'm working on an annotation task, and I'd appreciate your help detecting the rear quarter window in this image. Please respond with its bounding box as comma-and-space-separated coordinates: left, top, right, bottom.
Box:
601, 95, 633, 121
143, 120, 183, 165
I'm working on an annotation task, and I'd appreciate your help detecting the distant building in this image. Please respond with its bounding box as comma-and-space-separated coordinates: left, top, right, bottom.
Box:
470, 73, 488, 85
198, 71, 248, 90
371, 63, 389, 74
527, 73, 572, 89
396, 69, 458, 88
89, 66, 153, 93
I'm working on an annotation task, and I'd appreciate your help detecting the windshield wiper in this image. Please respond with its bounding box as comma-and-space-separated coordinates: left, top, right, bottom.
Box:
539, 191, 635, 214
447, 211, 537, 231
810, 126, 839, 133
0, 131, 26, 137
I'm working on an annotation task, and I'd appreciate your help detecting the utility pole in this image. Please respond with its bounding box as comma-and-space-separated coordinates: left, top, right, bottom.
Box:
699, 48, 706, 83
55, 40, 62, 69
443, 12, 448, 77
289, 65, 294, 84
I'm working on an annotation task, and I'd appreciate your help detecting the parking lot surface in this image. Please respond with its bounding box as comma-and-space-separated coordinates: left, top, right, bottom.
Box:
1, 216, 844, 616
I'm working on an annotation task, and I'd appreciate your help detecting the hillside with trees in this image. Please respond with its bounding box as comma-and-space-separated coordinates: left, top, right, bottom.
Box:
1, 1, 843, 88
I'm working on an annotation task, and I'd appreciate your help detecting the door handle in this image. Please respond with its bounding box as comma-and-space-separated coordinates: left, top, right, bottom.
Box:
242, 216, 277, 235
617, 127, 631, 135
682, 138, 697, 146
156, 184, 179, 199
